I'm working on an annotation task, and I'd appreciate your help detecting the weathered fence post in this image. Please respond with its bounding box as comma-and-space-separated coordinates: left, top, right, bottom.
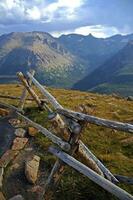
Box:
18, 69, 35, 109
17, 72, 43, 109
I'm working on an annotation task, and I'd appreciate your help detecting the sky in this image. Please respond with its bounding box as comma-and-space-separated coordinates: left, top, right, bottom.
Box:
0, 0, 133, 38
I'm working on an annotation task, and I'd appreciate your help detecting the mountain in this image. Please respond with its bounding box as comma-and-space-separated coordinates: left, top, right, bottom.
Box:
73, 41, 133, 96
0, 32, 87, 87
0, 31, 133, 90
59, 33, 133, 71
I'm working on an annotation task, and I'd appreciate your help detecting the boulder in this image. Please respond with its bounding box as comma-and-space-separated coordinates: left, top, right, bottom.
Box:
12, 137, 28, 150
15, 128, 26, 138
0, 167, 4, 188
0, 150, 19, 168
0, 192, 6, 200
9, 195, 24, 200
8, 119, 21, 127
25, 155, 40, 184
28, 127, 38, 137
127, 96, 133, 101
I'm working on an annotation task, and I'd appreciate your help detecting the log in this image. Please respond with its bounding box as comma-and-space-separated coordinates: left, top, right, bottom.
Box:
17, 72, 43, 109
57, 108, 133, 133
48, 113, 116, 180
0, 94, 48, 104
17, 112, 70, 151
49, 146, 133, 200
115, 175, 133, 185
18, 69, 35, 109
44, 116, 82, 199
27, 72, 62, 109
0, 102, 23, 113
27, 73, 81, 134
79, 141, 118, 183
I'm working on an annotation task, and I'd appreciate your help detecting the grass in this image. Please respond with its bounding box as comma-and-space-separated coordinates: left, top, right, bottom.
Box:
0, 84, 133, 200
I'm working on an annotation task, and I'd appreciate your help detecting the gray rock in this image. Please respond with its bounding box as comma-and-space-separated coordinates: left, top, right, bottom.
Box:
0, 167, 4, 188
127, 96, 133, 101
9, 195, 24, 200
15, 128, 26, 138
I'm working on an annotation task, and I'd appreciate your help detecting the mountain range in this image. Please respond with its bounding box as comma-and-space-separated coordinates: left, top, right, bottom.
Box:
0, 31, 133, 95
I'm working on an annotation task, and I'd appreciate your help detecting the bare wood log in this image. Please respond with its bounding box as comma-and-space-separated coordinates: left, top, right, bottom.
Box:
18, 69, 35, 109
27, 72, 81, 134
48, 112, 117, 180
79, 141, 118, 183
44, 116, 82, 199
17, 112, 70, 151
27, 72, 62, 109
0, 94, 48, 104
115, 175, 133, 185
49, 146, 133, 200
17, 72, 43, 109
57, 108, 133, 133
0, 94, 33, 101
0, 102, 23, 113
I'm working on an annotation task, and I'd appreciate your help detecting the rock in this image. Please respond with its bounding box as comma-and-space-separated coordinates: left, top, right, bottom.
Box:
9, 119, 21, 127
12, 137, 28, 150
0, 192, 6, 200
0, 108, 9, 117
25, 155, 40, 184
0, 150, 19, 168
0, 167, 4, 188
9, 194, 24, 200
28, 127, 38, 137
127, 96, 133, 101
29, 185, 43, 193
15, 128, 26, 138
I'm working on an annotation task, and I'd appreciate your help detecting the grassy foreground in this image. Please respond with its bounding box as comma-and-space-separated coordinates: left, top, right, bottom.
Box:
0, 84, 133, 200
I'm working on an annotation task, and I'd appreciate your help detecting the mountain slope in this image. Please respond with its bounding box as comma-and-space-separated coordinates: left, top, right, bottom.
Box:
0, 32, 87, 87
58, 33, 133, 70
73, 42, 133, 96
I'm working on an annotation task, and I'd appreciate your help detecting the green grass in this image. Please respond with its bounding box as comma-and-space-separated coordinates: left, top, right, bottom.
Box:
0, 84, 133, 200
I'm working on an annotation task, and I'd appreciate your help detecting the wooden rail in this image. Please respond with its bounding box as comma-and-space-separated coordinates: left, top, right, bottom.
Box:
57, 108, 133, 133
17, 112, 70, 151
49, 146, 133, 200
1, 71, 132, 200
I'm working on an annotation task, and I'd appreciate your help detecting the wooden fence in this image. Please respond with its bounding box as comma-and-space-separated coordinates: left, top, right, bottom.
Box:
0, 71, 133, 200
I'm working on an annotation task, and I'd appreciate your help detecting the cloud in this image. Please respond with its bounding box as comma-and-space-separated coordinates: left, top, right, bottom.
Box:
0, 0, 85, 24
0, 0, 132, 37
51, 25, 131, 38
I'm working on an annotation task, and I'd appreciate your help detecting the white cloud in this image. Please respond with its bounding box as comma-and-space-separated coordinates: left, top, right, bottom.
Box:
51, 25, 122, 38
74, 25, 120, 38
0, 0, 85, 24
26, 6, 41, 20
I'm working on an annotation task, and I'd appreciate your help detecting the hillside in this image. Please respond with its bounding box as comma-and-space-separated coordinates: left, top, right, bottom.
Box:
0, 84, 133, 200
0, 32, 87, 88
73, 42, 133, 96
59, 33, 133, 70
1, 32, 133, 90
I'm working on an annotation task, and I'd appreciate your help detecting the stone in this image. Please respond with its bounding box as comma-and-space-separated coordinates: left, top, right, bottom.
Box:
9, 194, 24, 200
15, 128, 26, 138
0, 167, 4, 188
25, 155, 40, 184
0, 150, 19, 168
9, 119, 21, 127
12, 137, 28, 150
127, 96, 133, 101
0, 192, 6, 200
28, 127, 38, 137
0, 108, 9, 117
